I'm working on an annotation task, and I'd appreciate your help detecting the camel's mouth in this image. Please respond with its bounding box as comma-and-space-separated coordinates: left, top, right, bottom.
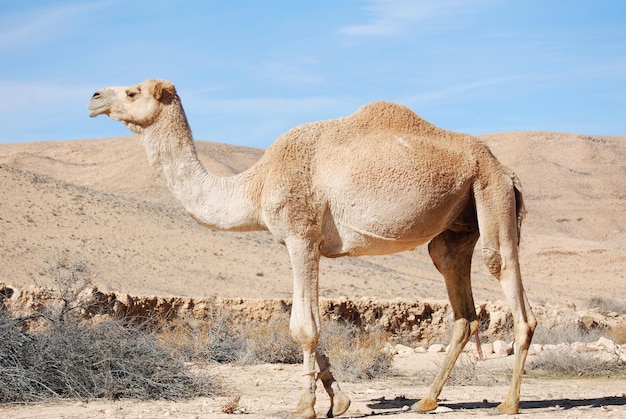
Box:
88, 105, 109, 118
88, 90, 112, 118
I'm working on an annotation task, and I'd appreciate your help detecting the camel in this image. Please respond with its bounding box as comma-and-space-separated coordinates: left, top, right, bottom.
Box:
88, 79, 536, 418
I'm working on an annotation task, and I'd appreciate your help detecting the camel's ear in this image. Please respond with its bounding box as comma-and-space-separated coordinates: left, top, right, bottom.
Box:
151, 80, 176, 102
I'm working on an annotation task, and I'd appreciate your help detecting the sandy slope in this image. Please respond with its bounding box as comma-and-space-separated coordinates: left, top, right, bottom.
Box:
0, 132, 624, 306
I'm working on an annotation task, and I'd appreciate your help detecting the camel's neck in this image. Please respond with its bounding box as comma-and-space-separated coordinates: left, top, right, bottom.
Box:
140, 100, 264, 232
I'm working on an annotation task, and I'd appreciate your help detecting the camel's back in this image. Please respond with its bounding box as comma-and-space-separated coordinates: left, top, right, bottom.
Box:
341, 101, 462, 142
260, 101, 498, 182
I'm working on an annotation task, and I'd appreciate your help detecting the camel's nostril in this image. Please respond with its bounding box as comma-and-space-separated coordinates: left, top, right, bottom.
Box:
92, 92, 101, 99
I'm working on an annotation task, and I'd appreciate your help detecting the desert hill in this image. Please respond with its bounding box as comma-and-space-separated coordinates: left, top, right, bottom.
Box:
0, 133, 624, 307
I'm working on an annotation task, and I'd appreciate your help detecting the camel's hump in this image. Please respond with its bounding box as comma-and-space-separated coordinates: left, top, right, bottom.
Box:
347, 101, 454, 139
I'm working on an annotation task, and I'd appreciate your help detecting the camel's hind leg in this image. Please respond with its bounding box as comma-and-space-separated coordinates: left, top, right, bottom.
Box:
413, 228, 480, 412
475, 177, 537, 414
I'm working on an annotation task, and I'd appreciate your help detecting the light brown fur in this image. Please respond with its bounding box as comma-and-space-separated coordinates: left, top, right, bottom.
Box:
89, 79, 536, 418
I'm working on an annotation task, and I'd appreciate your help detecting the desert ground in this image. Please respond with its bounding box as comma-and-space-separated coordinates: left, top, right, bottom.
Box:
0, 131, 625, 417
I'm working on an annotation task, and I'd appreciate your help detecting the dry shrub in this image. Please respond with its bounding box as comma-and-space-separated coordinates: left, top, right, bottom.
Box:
0, 310, 218, 403
532, 322, 604, 345
238, 315, 301, 365
221, 394, 242, 414
0, 256, 219, 403
158, 303, 243, 364
319, 321, 394, 382
587, 297, 626, 314
528, 348, 625, 378
233, 313, 394, 381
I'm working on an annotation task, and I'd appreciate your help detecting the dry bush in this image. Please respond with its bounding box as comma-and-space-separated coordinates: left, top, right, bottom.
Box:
528, 348, 625, 378
0, 309, 218, 403
587, 297, 626, 314
532, 322, 605, 345
158, 303, 244, 364
319, 321, 394, 382
221, 394, 242, 414
233, 313, 394, 381
238, 315, 302, 365
0, 256, 219, 403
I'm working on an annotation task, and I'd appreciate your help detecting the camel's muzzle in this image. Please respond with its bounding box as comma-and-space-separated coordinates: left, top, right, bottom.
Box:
88, 89, 111, 118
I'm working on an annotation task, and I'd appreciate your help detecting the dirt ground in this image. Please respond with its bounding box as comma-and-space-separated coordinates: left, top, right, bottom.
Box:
1, 352, 624, 418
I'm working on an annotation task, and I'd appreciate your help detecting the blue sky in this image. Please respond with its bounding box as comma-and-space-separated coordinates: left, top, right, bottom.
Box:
1, 0, 624, 147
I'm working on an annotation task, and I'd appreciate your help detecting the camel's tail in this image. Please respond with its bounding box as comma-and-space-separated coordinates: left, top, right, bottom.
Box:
508, 170, 526, 246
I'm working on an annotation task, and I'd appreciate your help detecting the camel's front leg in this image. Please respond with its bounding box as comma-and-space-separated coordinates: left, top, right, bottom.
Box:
286, 236, 322, 419
316, 352, 351, 417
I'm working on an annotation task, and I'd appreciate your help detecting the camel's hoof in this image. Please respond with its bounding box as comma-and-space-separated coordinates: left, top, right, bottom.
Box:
411, 398, 438, 413
327, 392, 351, 417
494, 400, 519, 415
289, 410, 316, 419
291, 393, 316, 419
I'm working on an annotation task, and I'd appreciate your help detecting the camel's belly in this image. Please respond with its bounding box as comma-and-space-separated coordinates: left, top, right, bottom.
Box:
320, 185, 472, 258
320, 223, 432, 257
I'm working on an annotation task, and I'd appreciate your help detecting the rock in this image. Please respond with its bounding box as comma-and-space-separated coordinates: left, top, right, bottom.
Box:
414, 346, 427, 354
428, 344, 446, 353
529, 343, 543, 355
493, 340, 512, 356
434, 406, 454, 413
488, 311, 511, 337
465, 341, 478, 352
579, 315, 598, 331
595, 336, 617, 351
395, 344, 414, 355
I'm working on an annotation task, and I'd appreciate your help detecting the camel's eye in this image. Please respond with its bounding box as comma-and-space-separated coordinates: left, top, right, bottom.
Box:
127, 90, 138, 99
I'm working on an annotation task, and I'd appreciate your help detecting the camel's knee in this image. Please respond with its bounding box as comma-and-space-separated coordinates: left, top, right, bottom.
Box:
451, 317, 477, 344
515, 319, 536, 349
290, 323, 320, 351
482, 247, 502, 278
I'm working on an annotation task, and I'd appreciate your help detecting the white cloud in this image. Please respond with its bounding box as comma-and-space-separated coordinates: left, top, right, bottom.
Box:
404, 76, 521, 104
340, 0, 492, 37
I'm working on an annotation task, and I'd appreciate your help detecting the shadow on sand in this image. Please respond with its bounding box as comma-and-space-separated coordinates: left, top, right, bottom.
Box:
366, 394, 626, 415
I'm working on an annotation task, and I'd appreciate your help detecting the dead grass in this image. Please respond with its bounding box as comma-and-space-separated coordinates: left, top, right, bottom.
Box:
528, 348, 625, 378
238, 316, 302, 365
159, 309, 394, 382
221, 394, 242, 414
319, 321, 394, 382
587, 296, 626, 314
157, 302, 244, 364
532, 322, 605, 345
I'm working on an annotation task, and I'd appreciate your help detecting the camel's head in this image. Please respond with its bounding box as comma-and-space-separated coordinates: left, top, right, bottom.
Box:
88, 79, 177, 133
